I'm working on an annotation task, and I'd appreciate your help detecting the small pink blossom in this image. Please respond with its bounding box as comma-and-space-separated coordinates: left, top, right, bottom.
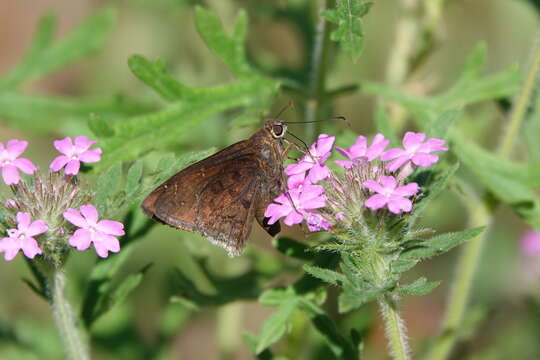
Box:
363, 176, 418, 214
0, 212, 47, 261
50, 136, 102, 175
381, 132, 448, 172
265, 185, 326, 226
520, 230, 540, 257
285, 134, 335, 183
63, 204, 124, 258
306, 212, 331, 232
0, 139, 37, 185
335, 134, 389, 169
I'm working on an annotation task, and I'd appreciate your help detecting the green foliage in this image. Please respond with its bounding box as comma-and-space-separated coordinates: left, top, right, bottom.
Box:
323, 0, 372, 62
398, 277, 441, 295
94, 6, 279, 169
362, 44, 522, 127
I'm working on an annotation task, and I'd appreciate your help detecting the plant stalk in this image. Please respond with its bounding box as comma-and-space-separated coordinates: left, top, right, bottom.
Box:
379, 294, 410, 360
52, 269, 90, 360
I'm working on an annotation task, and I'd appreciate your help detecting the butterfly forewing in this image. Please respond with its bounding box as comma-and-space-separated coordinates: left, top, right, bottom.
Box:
142, 122, 286, 256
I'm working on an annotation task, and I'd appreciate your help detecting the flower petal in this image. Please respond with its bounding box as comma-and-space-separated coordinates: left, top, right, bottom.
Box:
79, 148, 102, 163
402, 132, 425, 149
63, 208, 88, 228
394, 182, 419, 197
380, 148, 406, 162
364, 194, 388, 210
0, 237, 20, 261
388, 197, 412, 213
379, 176, 397, 190
27, 220, 48, 237
74, 136, 96, 152
411, 153, 439, 167
64, 160, 81, 175
96, 234, 120, 254
385, 157, 410, 172
13, 158, 37, 174
307, 164, 329, 183
347, 136, 367, 158
6, 139, 28, 158
363, 179, 384, 193
314, 134, 335, 156
334, 160, 354, 169
80, 205, 99, 224
16, 212, 31, 230
69, 229, 92, 250
49, 155, 70, 172
284, 211, 303, 226
21, 236, 43, 259
2, 164, 20, 185
53, 137, 74, 155
285, 161, 313, 176
97, 220, 125, 236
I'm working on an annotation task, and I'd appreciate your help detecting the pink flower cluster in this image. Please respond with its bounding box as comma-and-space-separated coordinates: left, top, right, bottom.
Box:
0, 137, 124, 261
265, 131, 448, 232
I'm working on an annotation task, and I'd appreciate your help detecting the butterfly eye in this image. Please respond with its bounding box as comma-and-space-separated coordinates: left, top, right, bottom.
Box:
272, 124, 284, 137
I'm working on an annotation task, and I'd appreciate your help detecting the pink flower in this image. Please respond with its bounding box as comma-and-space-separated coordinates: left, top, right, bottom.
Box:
363, 176, 418, 214
285, 134, 335, 183
335, 134, 389, 169
0, 139, 37, 185
63, 205, 124, 258
50, 136, 102, 175
0, 212, 47, 261
380, 132, 448, 172
265, 185, 326, 226
520, 230, 540, 257
306, 212, 331, 232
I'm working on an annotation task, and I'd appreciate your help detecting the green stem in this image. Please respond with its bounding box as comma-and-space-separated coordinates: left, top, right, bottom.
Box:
52, 269, 90, 360
498, 34, 540, 158
217, 303, 242, 360
304, 0, 334, 140
428, 34, 540, 360
379, 294, 410, 360
426, 183, 490, 360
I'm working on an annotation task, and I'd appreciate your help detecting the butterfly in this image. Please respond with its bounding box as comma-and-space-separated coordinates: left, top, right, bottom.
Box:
141, 119, 289, 256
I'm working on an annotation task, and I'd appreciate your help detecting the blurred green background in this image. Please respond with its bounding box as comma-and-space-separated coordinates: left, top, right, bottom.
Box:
1, 0, 539, 359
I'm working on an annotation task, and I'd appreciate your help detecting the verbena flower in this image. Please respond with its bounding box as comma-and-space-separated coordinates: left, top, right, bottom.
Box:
0, 212, 47, 261
363, 176, 418, 214
0, 139, 37, 185
520, 229, 540, 257
63, 205, 124, 258
265, 185, 326, 226
50, 136, 102, 175
335, 133, 389, 169
381, 132, 448, 172
285, 134, 335, 183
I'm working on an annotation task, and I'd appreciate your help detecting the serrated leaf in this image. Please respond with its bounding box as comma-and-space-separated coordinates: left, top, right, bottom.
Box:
259, 288, 296, 306
399, 277, 440, 295
95, 163, 123, 214
390, 259, 418, 274
88, 113, 115, 138
339, 281, 394, 313
0, 8, 116, 89
323, 0, 372, 61
401, 226, 485, 259
194, 7, 251, 77
128, 55, 189, 101
303, 265, 345, 285
256, 299, 299, 354
125, 161, 143, 198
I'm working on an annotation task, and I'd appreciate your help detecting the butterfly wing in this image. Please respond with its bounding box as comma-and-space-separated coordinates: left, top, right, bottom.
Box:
142, 137, 283, 256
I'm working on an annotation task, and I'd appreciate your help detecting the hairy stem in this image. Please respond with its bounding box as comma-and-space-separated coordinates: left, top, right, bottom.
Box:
379, 294, 410, 360
426, 182, 490, 360
498, 34, 540, 158
304, 0, 334, 140
52, 269, 90, 360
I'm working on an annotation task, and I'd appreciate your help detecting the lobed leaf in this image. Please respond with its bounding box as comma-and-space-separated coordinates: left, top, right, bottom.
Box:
255, 299, 299, 354
399, 277, 441, 295
303, 264, 345, 286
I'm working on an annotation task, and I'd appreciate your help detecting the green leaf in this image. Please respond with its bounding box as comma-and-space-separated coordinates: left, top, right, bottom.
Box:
303, 265, 345, 286
399, 277, 441, 295
339, 281, 394, 313
95, 163, 123, 214
401, 226, 485, 259
128, 56, 189, 101
256, 299, 299, 354
427, 109, 460, 139
194, 7, 251, 77
390, 259, 418, 274
323, 0, 372, 61
88, 113, 115, 138
259, 288, 296, 306
0, 8, 116, 89
374, 105, 399, 146
409, 163, 460, 227
125, 161, 143, 198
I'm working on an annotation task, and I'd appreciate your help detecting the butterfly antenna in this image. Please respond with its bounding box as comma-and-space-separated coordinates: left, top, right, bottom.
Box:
284, 116, 348, 125
273, 101, 295, 119
286, 131, 310, 153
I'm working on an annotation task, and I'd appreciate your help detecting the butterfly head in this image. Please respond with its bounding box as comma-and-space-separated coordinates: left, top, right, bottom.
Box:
265, 119, 288, 139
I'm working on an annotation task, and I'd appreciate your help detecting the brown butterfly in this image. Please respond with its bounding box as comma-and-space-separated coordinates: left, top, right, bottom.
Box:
141, 119, 289, 256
